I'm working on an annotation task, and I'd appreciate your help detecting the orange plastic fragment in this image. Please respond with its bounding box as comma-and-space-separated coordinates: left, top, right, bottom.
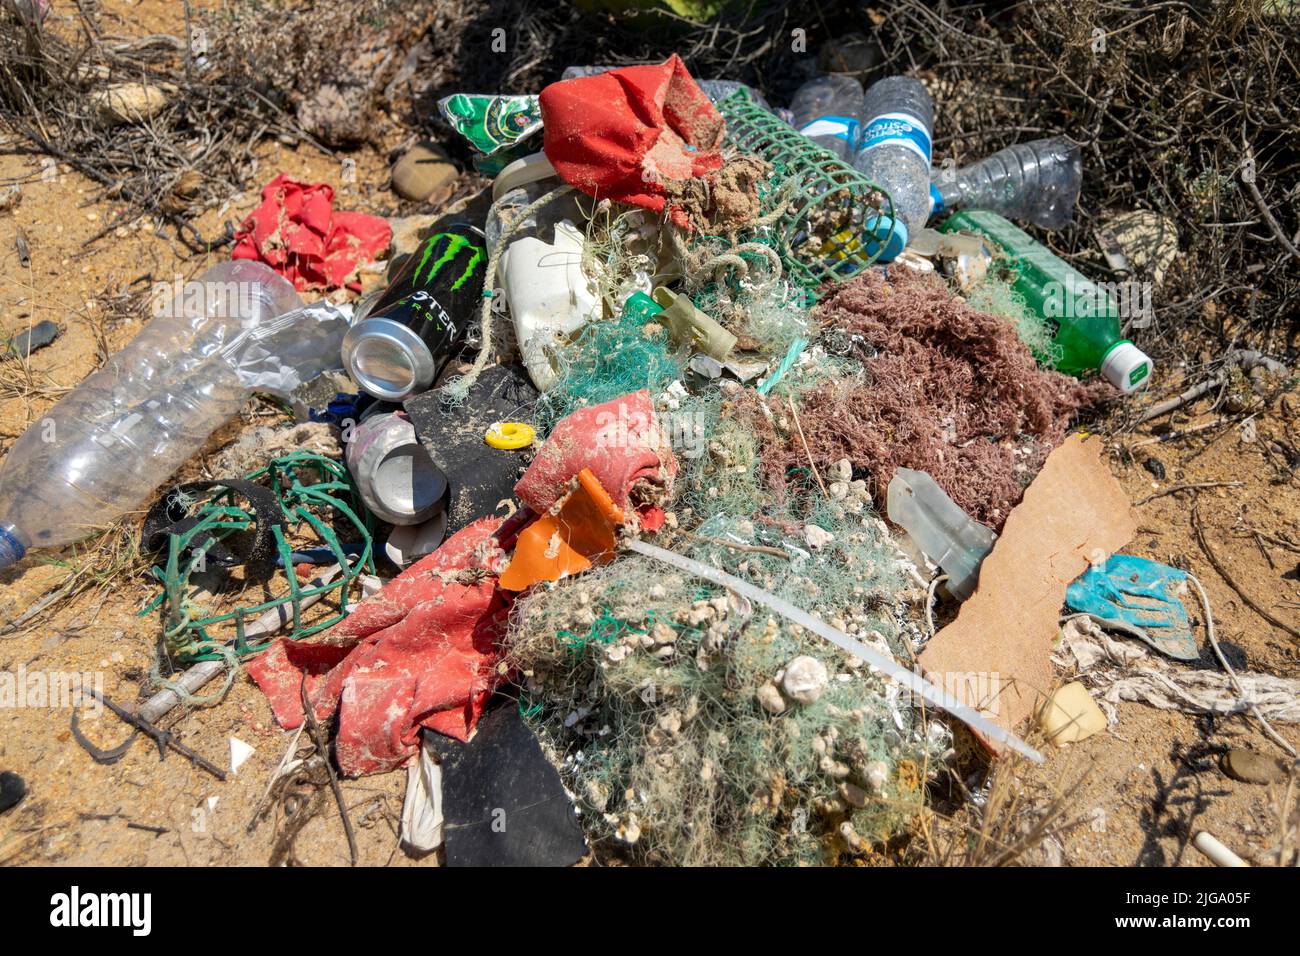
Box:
499, 468, 625, 591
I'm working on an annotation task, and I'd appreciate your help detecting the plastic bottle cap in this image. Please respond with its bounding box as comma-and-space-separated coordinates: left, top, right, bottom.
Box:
863, 214, 907, 263
1100, 341, 1153, 393
485, 421, 535, 450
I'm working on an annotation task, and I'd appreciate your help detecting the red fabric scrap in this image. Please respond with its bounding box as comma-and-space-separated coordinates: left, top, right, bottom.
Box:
539, 55, 724, 230
515, 390, 678, 527
232, 173, 392, 293
246, 517, 511, 777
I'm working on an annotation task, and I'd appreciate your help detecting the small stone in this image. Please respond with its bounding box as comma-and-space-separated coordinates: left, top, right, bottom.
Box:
781, 655, 829, 705
828, 480, 849, 500
755, 681, 785, 714
819, 756, 850, 780
862, 760, 889, 793
91, 82, 172, 125
1220, 748, 1287, 785
391, 141, 458, 202
803, 523, 835, 550
1038, 681, 1107, 745
839, 782, 869, 808
0, 771, 25, 814
829, 458, 853, 482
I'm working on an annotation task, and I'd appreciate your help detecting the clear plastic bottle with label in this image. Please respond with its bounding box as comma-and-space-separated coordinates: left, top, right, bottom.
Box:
0, 261, 309, 568
853, 75, 935, 257
788, 74, 864, 161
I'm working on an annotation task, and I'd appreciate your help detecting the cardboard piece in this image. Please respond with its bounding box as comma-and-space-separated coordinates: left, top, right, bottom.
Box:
917, 434, 1136, 752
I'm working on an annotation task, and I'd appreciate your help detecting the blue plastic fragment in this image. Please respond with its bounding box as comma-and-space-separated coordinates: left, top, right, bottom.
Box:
1065, 554, 1198, 660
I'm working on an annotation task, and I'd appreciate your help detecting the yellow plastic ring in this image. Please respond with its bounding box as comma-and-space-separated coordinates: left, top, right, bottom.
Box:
485, 421, 535, 450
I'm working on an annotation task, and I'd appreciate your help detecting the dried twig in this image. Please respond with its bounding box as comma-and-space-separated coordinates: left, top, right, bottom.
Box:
1133, 481, 1243, 506
299, 676, 358, 866
1192, 503, 1300, 641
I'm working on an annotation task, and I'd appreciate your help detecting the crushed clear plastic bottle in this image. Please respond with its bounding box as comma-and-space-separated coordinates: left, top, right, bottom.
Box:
853, 75, 935, 255
788, 74, 864, 161
931, 136, 1082, 230
0, 261, 311, 568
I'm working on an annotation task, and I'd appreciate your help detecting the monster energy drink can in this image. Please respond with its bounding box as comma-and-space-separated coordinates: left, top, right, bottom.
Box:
342, 222, 487, 401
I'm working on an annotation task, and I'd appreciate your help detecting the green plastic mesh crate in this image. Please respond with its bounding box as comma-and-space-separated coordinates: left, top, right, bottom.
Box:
716, 91, 897, 291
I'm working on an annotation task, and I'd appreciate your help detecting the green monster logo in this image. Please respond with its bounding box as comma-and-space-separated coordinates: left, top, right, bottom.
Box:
413, 232, 484, 291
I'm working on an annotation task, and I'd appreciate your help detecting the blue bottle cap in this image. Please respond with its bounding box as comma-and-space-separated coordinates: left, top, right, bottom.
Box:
863, 214, 907, 263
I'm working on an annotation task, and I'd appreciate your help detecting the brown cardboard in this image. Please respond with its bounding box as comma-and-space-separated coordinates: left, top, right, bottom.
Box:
917, 434, 1136, 752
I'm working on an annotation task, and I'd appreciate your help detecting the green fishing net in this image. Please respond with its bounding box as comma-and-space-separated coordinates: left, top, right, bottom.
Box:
141, 452, 375, 665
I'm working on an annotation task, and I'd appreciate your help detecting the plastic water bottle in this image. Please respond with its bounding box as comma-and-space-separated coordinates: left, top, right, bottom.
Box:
0, 261, 313, 568
788, 75, 863, 161
854, 76, 935, 258
940, 210, 1154, 392
931, 137, 1082, 230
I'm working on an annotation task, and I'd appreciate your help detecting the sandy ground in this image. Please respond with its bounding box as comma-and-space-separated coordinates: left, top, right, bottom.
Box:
0, 0, 1297, 868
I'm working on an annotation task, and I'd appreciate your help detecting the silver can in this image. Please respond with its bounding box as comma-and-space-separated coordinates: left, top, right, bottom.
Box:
345, 410, 447, 526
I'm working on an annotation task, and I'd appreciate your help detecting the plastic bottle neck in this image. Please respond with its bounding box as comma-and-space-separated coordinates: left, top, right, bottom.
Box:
0, 524, 28, 570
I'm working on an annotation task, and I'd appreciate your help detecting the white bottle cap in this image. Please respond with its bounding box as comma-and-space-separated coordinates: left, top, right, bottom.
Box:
1100, 341, 1153, 393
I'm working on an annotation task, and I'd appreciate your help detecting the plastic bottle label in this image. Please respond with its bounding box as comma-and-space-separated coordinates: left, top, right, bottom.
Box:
929, 181, 944, 214
859, 112, 932, 163
0, 527, 25, 566
798, 115, 860, 146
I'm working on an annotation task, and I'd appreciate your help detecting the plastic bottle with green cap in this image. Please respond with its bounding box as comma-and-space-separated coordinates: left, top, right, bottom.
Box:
939, 209, 1153, 393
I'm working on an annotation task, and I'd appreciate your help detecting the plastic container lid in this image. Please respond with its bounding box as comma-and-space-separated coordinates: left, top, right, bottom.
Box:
492, 151, 557, 201
862, 213, 907, 263
1100, 341, 1153, 393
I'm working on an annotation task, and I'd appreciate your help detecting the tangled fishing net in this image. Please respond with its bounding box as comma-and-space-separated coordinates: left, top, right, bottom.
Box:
509, 493, 944, 866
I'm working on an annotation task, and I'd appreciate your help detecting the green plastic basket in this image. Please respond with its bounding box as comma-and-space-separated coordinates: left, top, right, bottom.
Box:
715, 92, 897, 291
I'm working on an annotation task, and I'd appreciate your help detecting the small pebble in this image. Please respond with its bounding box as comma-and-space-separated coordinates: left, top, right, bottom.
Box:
1220, 748, 1286, 785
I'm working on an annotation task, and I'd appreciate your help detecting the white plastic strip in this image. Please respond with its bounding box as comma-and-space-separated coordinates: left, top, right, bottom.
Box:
627, 539, 1044, 763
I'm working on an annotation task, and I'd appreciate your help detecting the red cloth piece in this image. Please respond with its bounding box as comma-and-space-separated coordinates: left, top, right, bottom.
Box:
232, 173, 392, 293
514, 390, 677, 526
246, 517, 511, 776
539, 55, 724, 230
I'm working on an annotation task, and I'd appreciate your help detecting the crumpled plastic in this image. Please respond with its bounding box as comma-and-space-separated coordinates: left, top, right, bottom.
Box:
1065, 554, 1198, 660
515, 389, 677, 529
246, 516, 511, 777
439, 93, 542, 155
233, 174, 392, 293
230, 300, 352, 399
539, 55, 724, 230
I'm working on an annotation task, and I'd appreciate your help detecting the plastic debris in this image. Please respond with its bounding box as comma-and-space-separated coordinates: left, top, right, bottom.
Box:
0, 264, 357, 568
887, 467, 996, 601
229, 737, 255, 776
941, 210, 1153, 392
430, 704, 586, 867
1065, 554, 1199, 660
931, 137, 1082, 230
440, 93, 543, 156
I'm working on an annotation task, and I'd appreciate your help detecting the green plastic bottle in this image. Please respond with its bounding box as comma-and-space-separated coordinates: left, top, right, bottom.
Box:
940, 209, 1153, 393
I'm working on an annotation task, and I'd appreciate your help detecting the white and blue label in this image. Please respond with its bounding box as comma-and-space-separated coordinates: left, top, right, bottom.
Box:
799, 115, 860, 147
860, 112, 932, 163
